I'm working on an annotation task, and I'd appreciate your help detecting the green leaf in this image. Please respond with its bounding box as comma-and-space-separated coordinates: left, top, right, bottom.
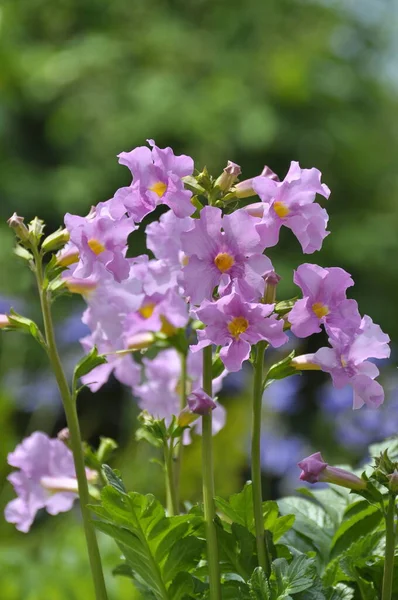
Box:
215, 481, 254, 531
7, 309, 46, 348
73, 346, 107, 392
249, 567, 271, 599
216, 519, 257, 580
265, 351, 297, 383
212, 355, 225, 379
102, 464, 126, 493
168, 572, 208, 600
270, 555, 315, 597
274, 299, 297, 316
330, 503, 382, 559
326, 584, 355, 600
162, 536, 205, 583
272, 515, 295, 543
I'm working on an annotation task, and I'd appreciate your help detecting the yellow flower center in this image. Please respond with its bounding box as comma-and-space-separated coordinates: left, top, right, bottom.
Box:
139, 303, 156, 319
312, 302, 329, 319
273, 201, 290, 218
88, 239, 105, 255
341, 356, 348, 368
181, 254, 189, 267
149, 181, 168, 198
214, 252, 235, 273
227, 316, 249, 338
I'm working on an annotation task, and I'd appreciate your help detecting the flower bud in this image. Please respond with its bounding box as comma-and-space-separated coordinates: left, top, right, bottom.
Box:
42, 228, 70, 253
187, 389, 217, 415
264, 271, 281, 304
387, 470, 398, 493
0, 315, 10, 329
57, 247, 80, 267
215, 161, 242, 192
7, 213, 30, 243
233, 178, 257, 199
57, 428, 70, 443
127, 332, 155, 350
260, 165, 280, 181
291, 354, 322, 371
64, 277, 97, 296
298, 452, 366, 491
243, 202, 265, 217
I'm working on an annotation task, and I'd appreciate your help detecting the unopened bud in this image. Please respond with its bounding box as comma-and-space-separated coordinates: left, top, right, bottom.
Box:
298, 452, 367, 491
291, 354, 322, 371
244, 202, 265, 218
64, 277, 97, 296
264, 271, 281, 304
187, 389, 217, 415
387, 470, 398, 493
57, 247, 80, 267
233, 178, 256, 199
215, 161, 242, 192
7, 213, 30, 243
57, 428, 70, 443
0, 315, 10, 329
42, 228, 70, 253
127, 332, 155, 350
260, 165, 280, 181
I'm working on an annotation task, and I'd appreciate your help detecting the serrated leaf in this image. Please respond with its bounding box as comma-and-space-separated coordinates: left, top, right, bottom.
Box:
102, 465, 126, 493
330, 504, 382, 559
249, 567, 271, 599
215, 482, 254, 531
168, 572, 208, 600
73, 346, 107, 392
270, 556, 315, 597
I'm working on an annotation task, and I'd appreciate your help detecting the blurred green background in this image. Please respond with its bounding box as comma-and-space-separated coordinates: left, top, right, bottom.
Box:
1, 0, 398, 598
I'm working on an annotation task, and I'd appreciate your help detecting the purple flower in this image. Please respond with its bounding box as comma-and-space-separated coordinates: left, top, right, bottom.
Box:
113, 140, 194, 221
298, 452, 366, 490
146, 211, 194, 267
64, 203, 135, 283
187, 389, 217, 415
253, 161, 330, 253
5, 432, 95, 532
180, 206, 273, 304
312, 315, 390, 409
289, 263, 359, 338
192, 292, 288, 372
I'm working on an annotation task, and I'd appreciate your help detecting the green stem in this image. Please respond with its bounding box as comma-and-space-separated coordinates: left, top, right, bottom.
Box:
202, 345, 221, 600
163, 438, 178, 516
33, 250, 108, 600
174, 351, 187, 509
251, 341, 270, 574
382, 495, 396, 600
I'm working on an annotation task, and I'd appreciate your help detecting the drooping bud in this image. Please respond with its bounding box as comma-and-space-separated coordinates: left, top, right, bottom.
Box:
264, 271, 281, 304
233, 178, 257, 199
260, 165, 280, 182
7, 213, 30, 243
64, 277, 97, 296
187, 389, 217, 415
298, 452, 366, 491
57, 428, 70, 444
42, 228, 70, 253
291, 354, 322, 371
243, 202, 265, 217
215, 161, 242, 192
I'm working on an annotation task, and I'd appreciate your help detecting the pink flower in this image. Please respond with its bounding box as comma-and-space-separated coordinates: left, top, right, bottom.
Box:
294, 315, 390, 409
113, 140, 195, 221
146, 210, 194, 268
64, 202, 135, 283
191, 292, 288, 372
298, 452, 366, 490
253, 161, 330, 253
187, 389, 217, 415
5, 432, 95, 532
289, 263, 360, 338
180, 206, 273, 305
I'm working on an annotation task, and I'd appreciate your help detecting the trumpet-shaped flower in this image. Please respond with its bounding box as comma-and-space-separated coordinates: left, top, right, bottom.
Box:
113, 140, 195, 221
180, 206, 273, 304
298, 452, 366, 490
253, 161, 330, 253
146, 211, 194, 268
295, 316, 390, 409
192, 292, 288, 372
64, 203, 135, 282
289, 263, 359, 337
5, 432, 95, 532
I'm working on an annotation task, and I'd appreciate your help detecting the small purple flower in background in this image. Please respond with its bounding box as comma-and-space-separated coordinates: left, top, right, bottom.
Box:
64, 203, 135, 282
5, 432, 96, 532
114, 139, 194, 221
180, 206, 273, 304
252, 161, 330, 253
187, 389, 217, 415
289, 263, 359, 338
192, 292, 287, 372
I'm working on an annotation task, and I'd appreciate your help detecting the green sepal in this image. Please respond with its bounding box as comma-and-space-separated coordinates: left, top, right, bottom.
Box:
6, 309, 46, 349
73, 346, 107, 394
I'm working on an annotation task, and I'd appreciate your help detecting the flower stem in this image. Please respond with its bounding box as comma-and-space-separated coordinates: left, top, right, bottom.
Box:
251, 341, 270, 574
33, 250, 108, 600
382, 494, 396, 600
202, 345, 221, 600
174, 351, 187, 509
163, 438, 178, 516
